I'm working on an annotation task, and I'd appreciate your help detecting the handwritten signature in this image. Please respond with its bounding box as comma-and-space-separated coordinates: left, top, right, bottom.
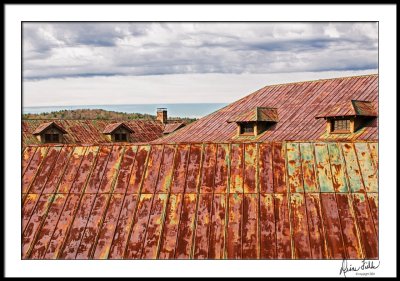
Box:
339, 259, 380, 277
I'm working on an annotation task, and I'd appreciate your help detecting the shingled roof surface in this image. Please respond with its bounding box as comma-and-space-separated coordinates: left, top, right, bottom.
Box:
156, 74, 378, 143
23, 119, 164, 146
22, 141, 378, 260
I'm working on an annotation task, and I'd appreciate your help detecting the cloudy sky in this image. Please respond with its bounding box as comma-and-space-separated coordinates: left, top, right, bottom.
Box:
23, 22, 378, 107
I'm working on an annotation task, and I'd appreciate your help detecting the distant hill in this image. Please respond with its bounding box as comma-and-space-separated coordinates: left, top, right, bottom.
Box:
22, 108, 197, 123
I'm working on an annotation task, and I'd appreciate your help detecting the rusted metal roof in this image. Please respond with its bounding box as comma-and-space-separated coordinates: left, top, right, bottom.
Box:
102, 122, 134, 134
32, 121, 68, 135
228, 107, 279, 123
163, 122, 185, 134
23, 119, 164, 146
316, 100, 377, 119
22, 141, 378, 259
156, 74, 378, 143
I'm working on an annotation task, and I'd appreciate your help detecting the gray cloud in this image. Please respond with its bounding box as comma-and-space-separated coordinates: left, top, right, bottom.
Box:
23, 22, 378, 80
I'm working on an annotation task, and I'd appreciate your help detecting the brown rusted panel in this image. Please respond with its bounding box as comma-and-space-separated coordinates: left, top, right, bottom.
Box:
259, 143, 273, 194
175, 193, 197, 259
354, 143, 378, 193
75, 193, 111, 259
92, 194, 125, 259
185, 144, 203, 194
274, 193, 291, 259
57, 147, 87, 193
22, 194, 53, 259
336, 194, 364, 259
141, 145, 164, 194
208, 193, 227, 259
299, 143, 318, 193
242, 193, 259, 259
352, 193, 378, 259
28, 194, 68, 259
108, 194, 138, 259
42, 146, 74, 194
227, 193, 243, 259
230, 143, 244, 194
125, 194, 154, 259
341, 143, 365, 193
29, 147, 62, 194
22, 147, 49, 194
327, 143, 349, 193
113, 146, 138, 194
368, 143, 378, 169
141, 193, 169, 259
126, 145, 150, 194
22, 146, 37, 176
367, 193, 378, 237
43, 194, 81, 259
170, 144, 190, 194
290, 193, 312, 259
244, 144, 258, 193
85, 146, 112, 194
154, 145, 176, 193
59, 194, 96, 259
22, 194, 40, 233
158, 194, 183, 259
272, 143, 287, 193
304, 193, 328, 259
69, 147, 99, 194
193, 193, 213, 259
320, 193, 345, 259
98, 146, 125, 193
260, 193, 276, 259
199, 144, 217, 194
314, 143, 334, 193
287, 143, 304, 193
214, 144, 229, 194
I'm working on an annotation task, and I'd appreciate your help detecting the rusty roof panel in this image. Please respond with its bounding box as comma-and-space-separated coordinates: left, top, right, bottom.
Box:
163, 122, 186, 134
22, 141, 378, 260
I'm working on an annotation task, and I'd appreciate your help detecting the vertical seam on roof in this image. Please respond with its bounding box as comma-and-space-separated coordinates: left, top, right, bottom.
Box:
223, 143, 231, 259
284, 141, 295, 259
256, 143, 261, 259
24, 147, 50, 195
271, 142, 278, 258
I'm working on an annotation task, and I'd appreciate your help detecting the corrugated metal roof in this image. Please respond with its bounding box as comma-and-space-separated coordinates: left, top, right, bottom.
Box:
156, 74, 378, 143
228, 107, 279, 123
22, 141, 378, 259
23, 120, 164, 147
102, 122, 134, 134
316, 100, 377, 118
163, 122, 185, 134
32, 121, 68, 135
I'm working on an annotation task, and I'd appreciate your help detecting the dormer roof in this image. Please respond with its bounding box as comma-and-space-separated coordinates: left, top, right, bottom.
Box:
32, 121, 68, 135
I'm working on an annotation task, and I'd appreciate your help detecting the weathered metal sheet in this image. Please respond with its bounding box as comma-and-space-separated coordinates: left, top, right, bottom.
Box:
351, 193, 378, 259
287, 143, 304, 193
290, 193, 311, 259
113, 146, 138, 194
126, 145, 150, 194
22, 147, 49, 194
141, 193, 169, 259
69, 146, 99, 194
227, 193, 243, 259
242, 193, 259, 259
354, 143, 378, 193
274, 193, 291, 259
367, 193, 378, 237
170, 145, 190, 194
272, 143, 286, 193
244, 144, 258, 193
57, 147, 87, 194
230, 144, 244, 194
327, 143, 348, 193
108, 194, 138, 259
185, 144, 203, 194
98, 146, 125, 193
193, 193, 212, 259
158, 194, 183, 259
320, 193, 345, 259
208, 193, 227, 259
22, 146, 37, 176
341, 143, 365, 193
305, 193, 327, 258
368, 142, 378, 169
260, 193, 276, 258
259, 143, 273, 194
175, 193, 197, 259
141, 145, 164, 194
199, 144, 217, 194
22, 194, 40, 232
314, 143, 334, 193
299, 143, 318, 192
214, 144, 229, 194
154, 145, 176, 193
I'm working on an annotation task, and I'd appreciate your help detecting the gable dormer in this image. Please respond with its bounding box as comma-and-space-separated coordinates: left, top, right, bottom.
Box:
102, 122, 134, 142
33, 121, 68, 144
316, 100, 377, 134
228, 107, 278, 137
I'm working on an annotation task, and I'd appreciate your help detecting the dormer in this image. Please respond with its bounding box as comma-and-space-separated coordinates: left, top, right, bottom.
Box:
315, 100, 377, 134
102, 122, 134, 142
33, 121, 67, 144
228, 107, 278, 137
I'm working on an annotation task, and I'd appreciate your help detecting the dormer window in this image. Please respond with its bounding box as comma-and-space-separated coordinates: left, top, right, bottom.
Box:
102, 122, 134, 142
316, 100, 377, 134
228, 107, 278, 137
33, 122, 67, 144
